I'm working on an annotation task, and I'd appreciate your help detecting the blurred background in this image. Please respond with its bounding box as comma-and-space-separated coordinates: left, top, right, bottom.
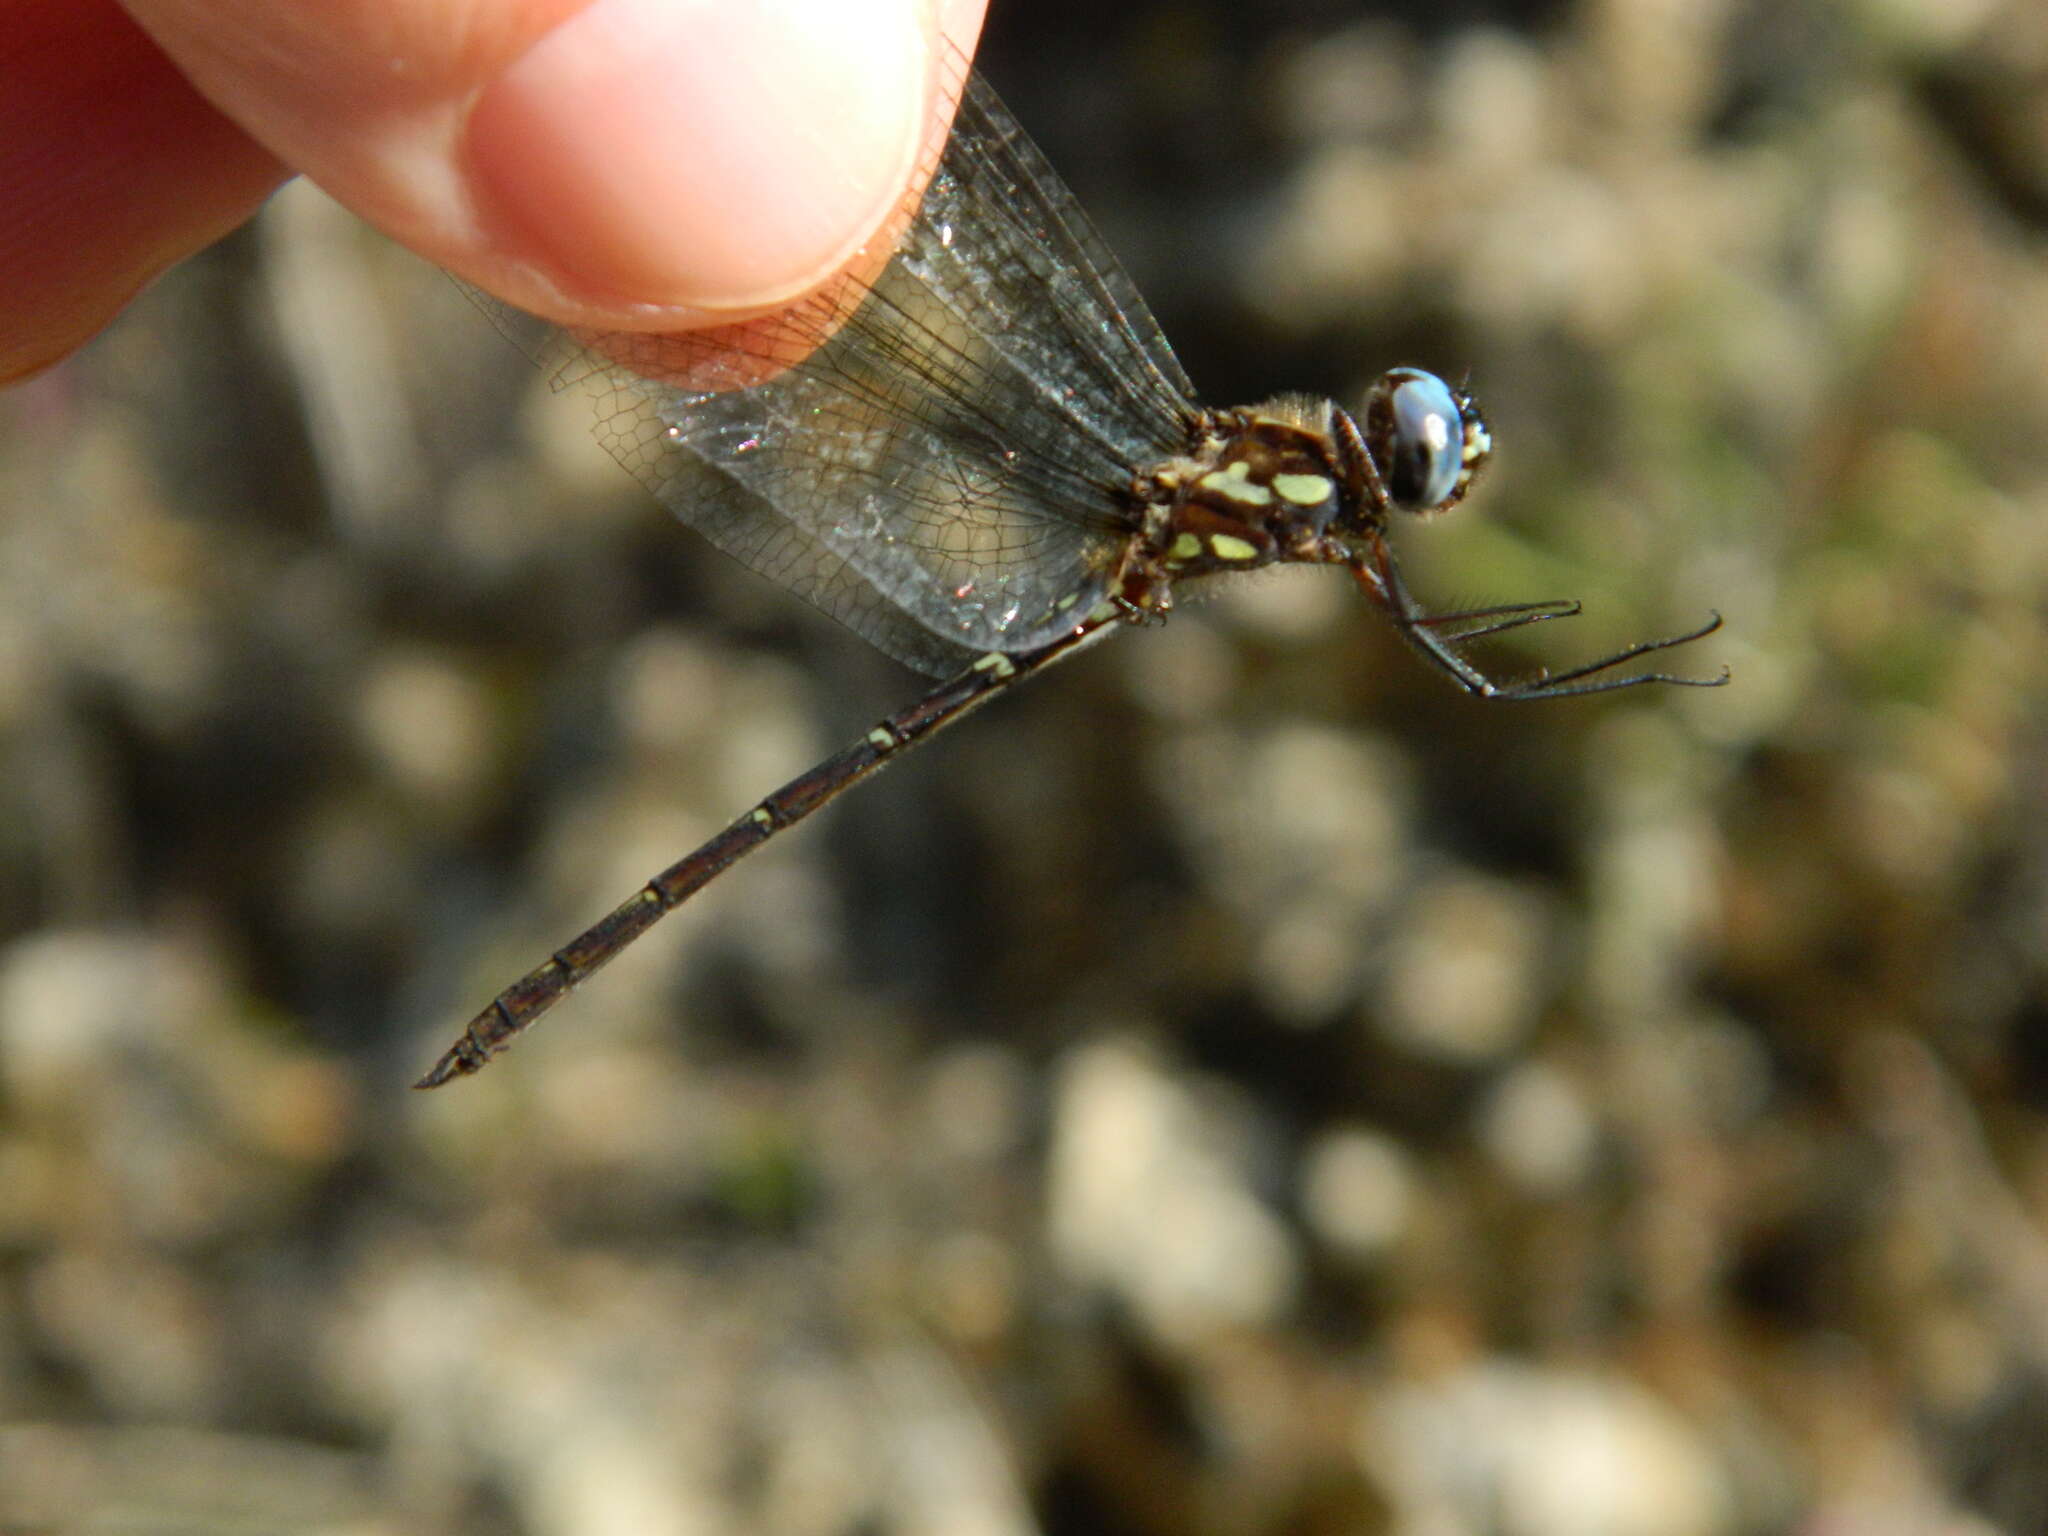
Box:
5, 0, 2048, 1530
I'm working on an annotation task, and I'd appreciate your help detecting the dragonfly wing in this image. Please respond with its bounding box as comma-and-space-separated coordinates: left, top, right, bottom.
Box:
465, 62, 1199, 666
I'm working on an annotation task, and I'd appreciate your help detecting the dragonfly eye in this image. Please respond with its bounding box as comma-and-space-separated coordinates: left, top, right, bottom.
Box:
1365, 368, 1491, 514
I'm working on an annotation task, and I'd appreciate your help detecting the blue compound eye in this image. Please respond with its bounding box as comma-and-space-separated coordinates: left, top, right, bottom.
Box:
1361, 367, 1488, 515
1383, 369, 1464, 511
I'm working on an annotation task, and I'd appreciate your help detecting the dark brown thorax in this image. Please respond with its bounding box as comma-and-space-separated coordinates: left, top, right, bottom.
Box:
1116, 397, 1359, 615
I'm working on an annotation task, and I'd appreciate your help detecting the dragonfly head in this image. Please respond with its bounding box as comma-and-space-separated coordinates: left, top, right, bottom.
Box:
1355, 368, 1491, 520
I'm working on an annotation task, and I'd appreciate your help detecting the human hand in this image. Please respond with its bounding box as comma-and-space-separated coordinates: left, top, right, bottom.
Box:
1, 0, 987, 383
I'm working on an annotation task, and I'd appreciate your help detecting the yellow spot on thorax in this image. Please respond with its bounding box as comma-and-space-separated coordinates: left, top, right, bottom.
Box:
1197, 460, 1274, 507
1272, 472, 1333, 506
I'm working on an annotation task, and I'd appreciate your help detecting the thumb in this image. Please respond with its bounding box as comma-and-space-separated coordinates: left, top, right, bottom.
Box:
123, 0, 986, 329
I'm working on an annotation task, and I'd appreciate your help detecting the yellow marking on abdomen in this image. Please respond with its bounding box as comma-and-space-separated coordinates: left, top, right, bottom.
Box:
1209, 534, 1259, 561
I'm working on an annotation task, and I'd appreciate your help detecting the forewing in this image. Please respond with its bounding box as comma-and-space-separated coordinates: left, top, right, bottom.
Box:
468, 63, 1199, 672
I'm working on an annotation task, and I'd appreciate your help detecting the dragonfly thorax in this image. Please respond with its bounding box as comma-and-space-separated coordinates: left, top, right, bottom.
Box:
1130, 403, 1349, 590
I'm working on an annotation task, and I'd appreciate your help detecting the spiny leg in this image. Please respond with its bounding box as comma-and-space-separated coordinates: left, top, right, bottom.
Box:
1406, 598, 1583, 645
1476, 610, 1728, 699
416, 615, 1121, 1088
1354, 537, 1728, 701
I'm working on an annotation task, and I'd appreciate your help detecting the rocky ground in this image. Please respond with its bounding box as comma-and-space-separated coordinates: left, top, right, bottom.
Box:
4, 0, 2048, 1532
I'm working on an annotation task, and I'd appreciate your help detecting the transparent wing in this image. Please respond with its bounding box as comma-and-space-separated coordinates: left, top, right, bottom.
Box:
470, 62, 1200, 674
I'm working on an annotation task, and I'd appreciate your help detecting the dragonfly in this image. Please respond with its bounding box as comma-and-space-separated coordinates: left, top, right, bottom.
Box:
415, 62, 1725, 1089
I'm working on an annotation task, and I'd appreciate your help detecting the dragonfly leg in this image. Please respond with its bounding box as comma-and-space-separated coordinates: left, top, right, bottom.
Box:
1352, 536, 1728, 701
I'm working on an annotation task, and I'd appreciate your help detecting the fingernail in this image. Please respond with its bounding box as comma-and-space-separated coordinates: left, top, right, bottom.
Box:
467, 0, 929, 312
